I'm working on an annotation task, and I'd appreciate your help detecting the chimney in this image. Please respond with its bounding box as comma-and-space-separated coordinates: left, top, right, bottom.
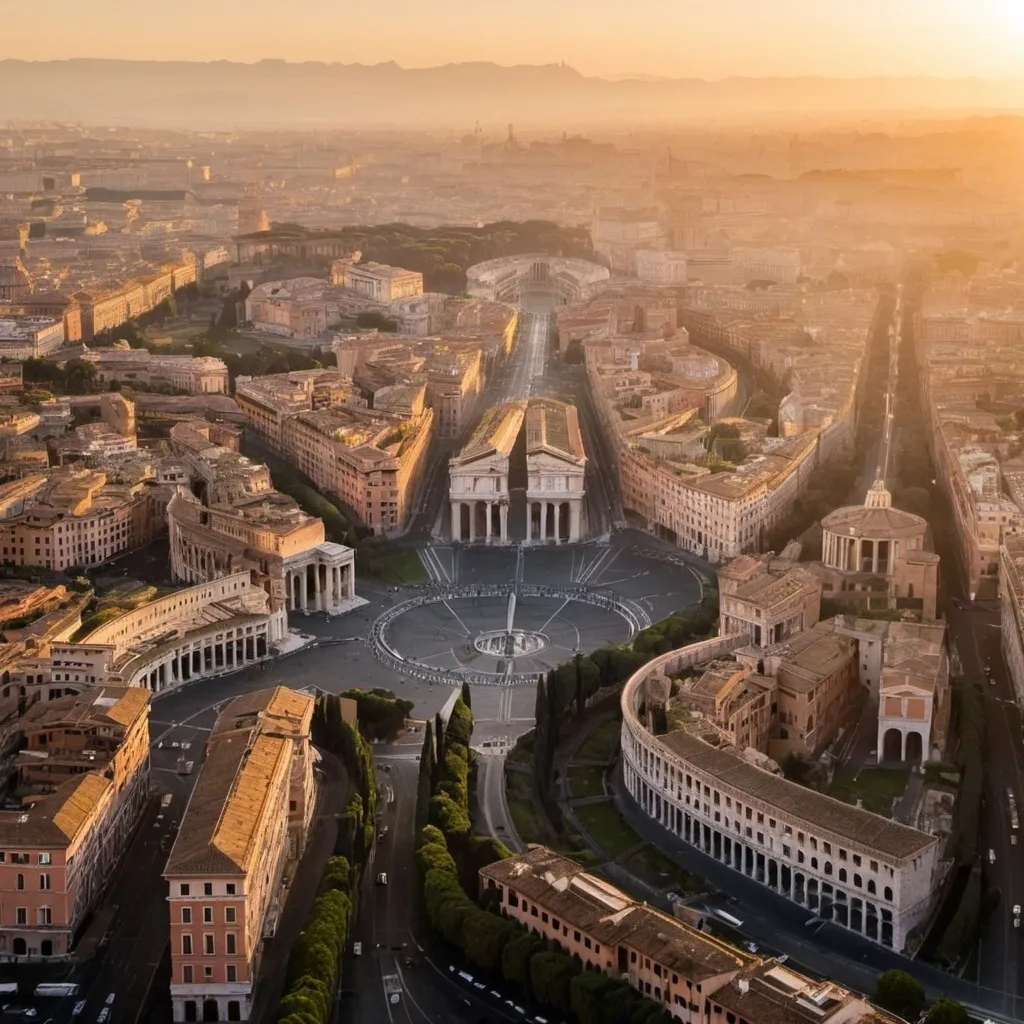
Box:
738, 979, 750, 994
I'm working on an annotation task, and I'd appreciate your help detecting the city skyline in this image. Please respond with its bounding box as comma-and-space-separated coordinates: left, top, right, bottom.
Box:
2, 0, 1024, 79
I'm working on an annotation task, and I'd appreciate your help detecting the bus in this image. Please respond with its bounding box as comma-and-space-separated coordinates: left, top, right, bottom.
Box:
1008, 789, 1019, 843
35, 982, 80, 997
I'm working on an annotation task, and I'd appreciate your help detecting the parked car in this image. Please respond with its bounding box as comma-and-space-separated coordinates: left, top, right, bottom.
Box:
376, 872, 388, 886
1014, 903, 1021, 928
989, 849, 997, 865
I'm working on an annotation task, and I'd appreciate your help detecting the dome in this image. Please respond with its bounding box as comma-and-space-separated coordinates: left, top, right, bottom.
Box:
821, 502, 927, 540
0, 257, 31, 302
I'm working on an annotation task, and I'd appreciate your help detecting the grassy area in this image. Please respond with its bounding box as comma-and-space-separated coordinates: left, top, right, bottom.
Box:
568, 766, 606, 800
572, 800, 642, 859
829, 767, 910, 815
623, 846, 705, 894
506, 731, 535, 767
575, 719, 622, 763
372, 549, 428, 584
506, 797, 549, 846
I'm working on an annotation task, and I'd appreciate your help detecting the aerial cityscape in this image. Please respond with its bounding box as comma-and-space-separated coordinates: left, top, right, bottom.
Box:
1, 4, 1024, 1024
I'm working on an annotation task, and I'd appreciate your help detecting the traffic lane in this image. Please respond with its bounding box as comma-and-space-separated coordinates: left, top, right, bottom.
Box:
75, 798, 177, 1024
954, 604, 1024, 999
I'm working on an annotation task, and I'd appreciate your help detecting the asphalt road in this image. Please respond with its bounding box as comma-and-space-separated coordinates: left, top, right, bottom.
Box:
341, 755, 524, 1024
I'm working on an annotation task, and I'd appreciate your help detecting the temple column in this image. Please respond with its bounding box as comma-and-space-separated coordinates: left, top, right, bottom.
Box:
451, 501, 461, 542
541, 501, 548, 542
570, 502, 581, 542
313, 563, 322, 610
300, 567, 308, 611
469, 503, 477, 543
499, 503, 508, 543
485, 502, 492, 542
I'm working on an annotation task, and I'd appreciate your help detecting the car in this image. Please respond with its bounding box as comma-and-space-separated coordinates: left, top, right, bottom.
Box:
745, 941, 759, 953
376, 872, 388, 886
353, 942, 362, 956
71, 1003, 85, 1018
402, 957, 416, 968
473, 981, 487, 991
989, 849, 997, 864
1013, 835, 1019, 847
378, 832, 387, 843
383, 764, 392, 773
97, 1012, 110, 1024
1014, 904, 1022, 929
489, 991, 502, 1000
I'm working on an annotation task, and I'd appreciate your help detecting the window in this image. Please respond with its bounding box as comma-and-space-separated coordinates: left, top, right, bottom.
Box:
204, 883, 213, 896
182, 935, 193, 955
226, 884, 236, 895
203, 907, 213, 924
180, 884, 191, 897
227, 965, 237, 983
573, 930, 581, 942
225, 907, 236, 924
204, 967, 213, 980
884, 886, 893, 902
39, 874, 51, 891
226, 934, 237, 955
15, 873, 23, 891
16, 908, 26, 925
182, 908, 192, 924
183, 966, 193, 984
38, 853, 51, 865
204, 935, 215, 955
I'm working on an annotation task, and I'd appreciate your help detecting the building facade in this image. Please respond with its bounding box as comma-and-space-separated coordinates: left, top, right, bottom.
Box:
620, 641, 943, 952
165, 687, 315, 1023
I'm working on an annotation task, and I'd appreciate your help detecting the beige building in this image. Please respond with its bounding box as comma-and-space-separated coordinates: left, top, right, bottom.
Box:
331, 254, 423, 302
718, 555, 822, 649
83, 350, 228, 395
481, 846, 751, 1023
165, 687, 315, 1023
877, 622, 949, 764
166, 423, 357, 616
449, 401, 525, 544
0, 686, 150, 959
0, 316, 66, 359
1001, 534, 1024, 706
818, 483, 939, 621
526, 399, 586, 543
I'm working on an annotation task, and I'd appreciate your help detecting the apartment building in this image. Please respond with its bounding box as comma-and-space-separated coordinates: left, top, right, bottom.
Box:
237, 371, 433, 534
0, 316, 66, 359
592, 207, 669, 274
636, 250, 689, 285
480, 846, 751, 1023
0, 685, 150, 959
0, 470, 167, 571
0, 292, 83, 344
621, 647, 943, 951
164, 687, 315, 1023
1001, 534, 1024, 706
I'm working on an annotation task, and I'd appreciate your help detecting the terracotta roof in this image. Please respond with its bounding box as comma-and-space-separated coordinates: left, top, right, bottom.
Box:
525, 398, 585, 462
821, 503, 927, 537
165, 687, 312, 877
20, 685, 150, 731
0, 772, 111, 848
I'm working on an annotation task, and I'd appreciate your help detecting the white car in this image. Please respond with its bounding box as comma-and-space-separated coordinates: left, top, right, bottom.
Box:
989, 849, 997, 865
1014, 904, 1021, 928
376, 872, 388, 886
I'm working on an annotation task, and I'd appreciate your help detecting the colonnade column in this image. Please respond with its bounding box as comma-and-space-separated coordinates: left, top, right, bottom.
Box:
499, 503, 508, 543
540, 502, 548, 543
485, 500, 493, 542
469, 503, 477, 544
300, 568, 308, 611
314, 564, 322, 609
451, 501, 461, 542
570, 502, 581, 542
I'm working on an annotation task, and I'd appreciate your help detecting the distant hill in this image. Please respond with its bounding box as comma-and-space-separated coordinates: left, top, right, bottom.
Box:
0, 60, 1023, 128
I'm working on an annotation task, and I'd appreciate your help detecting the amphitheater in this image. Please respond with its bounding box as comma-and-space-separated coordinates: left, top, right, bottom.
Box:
466, 255, 610, 305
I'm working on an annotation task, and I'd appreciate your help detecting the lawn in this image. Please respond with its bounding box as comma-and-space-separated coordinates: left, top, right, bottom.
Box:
506, 798, 549, 846
829, 767, 910, 815
568, 766, 606, 800
623, 846, 705, 894
374, 549, 427, 584
575, 719, 623, 763
572, 800, 642, 859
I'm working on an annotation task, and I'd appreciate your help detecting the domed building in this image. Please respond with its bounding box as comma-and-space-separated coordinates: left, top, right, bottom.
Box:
818, 481, 938, 620
0, 257, 31, 302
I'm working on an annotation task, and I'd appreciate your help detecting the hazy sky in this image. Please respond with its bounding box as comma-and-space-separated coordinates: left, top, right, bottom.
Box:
3, 0, 1024, 78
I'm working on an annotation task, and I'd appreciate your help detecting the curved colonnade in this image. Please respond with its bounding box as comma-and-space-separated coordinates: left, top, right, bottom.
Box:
618, 638, 943, 952
370, 583, 650, 686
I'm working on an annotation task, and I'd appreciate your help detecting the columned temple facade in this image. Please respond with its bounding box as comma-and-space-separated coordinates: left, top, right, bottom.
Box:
283, 542, 356, 613
449, 398, 586, 545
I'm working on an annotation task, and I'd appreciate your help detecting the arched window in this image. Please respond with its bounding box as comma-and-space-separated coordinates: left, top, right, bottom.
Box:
824, 862, 833, 876
854, 873, 862, 888
839, 868, 847, 883
867, 879, 877, 895
884, 886, 893, 902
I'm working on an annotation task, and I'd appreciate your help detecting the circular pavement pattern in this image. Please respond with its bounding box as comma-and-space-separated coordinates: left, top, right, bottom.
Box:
371, 583, 650, 685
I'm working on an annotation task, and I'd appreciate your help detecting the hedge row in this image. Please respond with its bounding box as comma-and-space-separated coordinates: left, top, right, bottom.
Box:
275, 856, 354, 1024
417, 826, 670, 1024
